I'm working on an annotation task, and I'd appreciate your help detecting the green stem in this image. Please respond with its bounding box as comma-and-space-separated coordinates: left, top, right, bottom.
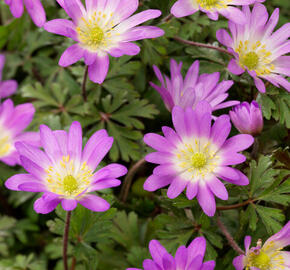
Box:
63, 211, 72, 270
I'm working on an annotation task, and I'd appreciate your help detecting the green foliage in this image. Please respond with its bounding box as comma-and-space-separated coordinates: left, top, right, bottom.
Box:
0, 0, 289, 269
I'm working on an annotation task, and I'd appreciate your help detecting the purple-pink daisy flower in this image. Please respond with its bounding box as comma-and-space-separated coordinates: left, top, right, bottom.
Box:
230, 101, 263, 136
0, 99, 39, 166
4, 0, 46, 27
5, 121, 127, 214
217, 3, 290, 93
44, 0, 164, 84
171, 0, 264, 25
127, 237, 215, 270
143, 101, 254, 216
0, 54, 17, 99
233, 221, 290, 270
150, 59, 239, 112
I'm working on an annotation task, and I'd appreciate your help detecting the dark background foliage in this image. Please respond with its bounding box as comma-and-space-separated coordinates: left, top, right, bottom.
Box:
0, 0, 289, 269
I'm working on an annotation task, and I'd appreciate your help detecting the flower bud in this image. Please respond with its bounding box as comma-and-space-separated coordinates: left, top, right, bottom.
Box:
230, 101, 263, 136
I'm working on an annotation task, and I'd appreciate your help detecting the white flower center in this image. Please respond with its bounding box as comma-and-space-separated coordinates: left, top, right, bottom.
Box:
45, 155, 93, 197
175, 139, 219, 179
0, 124, 12, 158
76, 11, 115, 51
196, 0, 227, 10
236, 40, 275, 76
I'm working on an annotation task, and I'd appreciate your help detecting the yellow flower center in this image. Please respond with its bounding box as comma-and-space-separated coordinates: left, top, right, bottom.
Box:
196, 0, 227, 10
191, 152, 207, 168
45, 155, 93, 197
242, 52, 259, 70
0, 135, 11, 157
76, 11, 115, 51
248, 251, 271, 269
63, 175, 79, 195
175, 139, 219, 178
236, 40, 275, 76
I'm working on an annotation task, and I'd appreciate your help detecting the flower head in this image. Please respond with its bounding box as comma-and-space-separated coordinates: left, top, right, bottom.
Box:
0, 99, 39, 166
217, 4, 290, 93
171, 0, 264, 24
143, 101, 254, 216
44, 0, 164, 84
4, 0, 46, 27
233, 221, 290, 270
150, 59, 239, 112
5, 121, 127, 214
230, 101, 263, 136
0, 54, 17, 99
127, 237, 215, 270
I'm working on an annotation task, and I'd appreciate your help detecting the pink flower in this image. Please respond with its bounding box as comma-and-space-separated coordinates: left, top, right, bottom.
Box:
171, 0, 264, 24
151, 59, 239, 112
233, 221, 290, 270
217, 4, 290, 93
230, 101, 263, 136
127, 237, 215, 270
5, 121, 127, 214
143, 101, 254, 216
44, 0, 164, 84
0, 99, 39, 166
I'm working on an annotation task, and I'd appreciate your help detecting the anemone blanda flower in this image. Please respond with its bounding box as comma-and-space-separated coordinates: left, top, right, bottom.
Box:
4, 0, 46, 27
127, 237, 215, 270
233, 221, 290, 270
217, 3, 290, 93
143, 101, 254, 216
0, 54, 17, 99
5, 121, 127, 214
171, 0, 264, 25
150, 59, 239, 112
230, 101, 263, 136
0, 99, 39, 166
44, 0, 164, 84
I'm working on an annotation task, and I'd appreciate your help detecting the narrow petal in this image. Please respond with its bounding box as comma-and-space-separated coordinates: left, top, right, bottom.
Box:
44, 19, 77, 39
219, 7, 246, 25
201, 261, 215, 270
221, 134, 254, 153
34, 194, 60, 214
59, 44, 84, 67
172, 106, 186, 137
88, 54, 109, 84
233, 255, 245, 270
144, 174, 173, 191
143, 133, 173, 152
197, 183, 216, 216
114, 10, 162, 33
171, 0, 197, 18
210, 115, 231, 148
207, 177, 228, 200
18, 182, 47, 192
186, 181, 199, 200
61, 199, 78, 211
78, 194, 110, 212
167, 176, 187, 198
0, 80, 18, 98
5, 174, 41, 191
68, 121, 82, 162
216, 29, 233, 47
23, 0, 46, 27
149, 240, 169, 267
228, 59, 244, 75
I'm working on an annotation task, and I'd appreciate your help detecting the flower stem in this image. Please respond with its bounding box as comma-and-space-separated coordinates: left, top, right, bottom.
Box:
216, 215, 244, 255
119, 158, 146, 202
63, 211, 72, 270
174, 36, 233, 56
82, 66, 88, 102
217, 199, 256, 211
